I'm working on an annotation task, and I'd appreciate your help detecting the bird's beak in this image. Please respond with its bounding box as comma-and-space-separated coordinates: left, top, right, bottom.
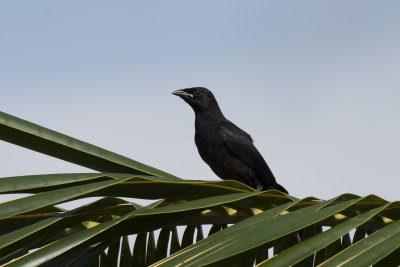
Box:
172, 90, 194, 98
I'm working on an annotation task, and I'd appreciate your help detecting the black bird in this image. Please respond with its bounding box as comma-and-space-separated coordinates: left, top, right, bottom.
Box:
172, 87, 288, 193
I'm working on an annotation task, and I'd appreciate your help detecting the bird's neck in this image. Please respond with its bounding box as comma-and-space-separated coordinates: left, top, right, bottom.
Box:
194, 110, 226, 136
194, 106, 225, 121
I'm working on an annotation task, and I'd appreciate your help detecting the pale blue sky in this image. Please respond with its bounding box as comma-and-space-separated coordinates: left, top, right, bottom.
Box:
1, 1, 399, 202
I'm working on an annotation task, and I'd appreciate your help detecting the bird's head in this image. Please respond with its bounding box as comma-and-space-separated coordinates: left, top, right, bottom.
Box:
172, 87, 220, 113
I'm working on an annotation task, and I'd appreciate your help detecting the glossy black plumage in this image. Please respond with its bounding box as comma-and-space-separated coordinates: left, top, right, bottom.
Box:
172, 87, 288, 193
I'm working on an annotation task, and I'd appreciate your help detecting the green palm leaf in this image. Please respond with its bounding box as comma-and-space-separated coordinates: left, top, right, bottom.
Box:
0, 111, 399, 266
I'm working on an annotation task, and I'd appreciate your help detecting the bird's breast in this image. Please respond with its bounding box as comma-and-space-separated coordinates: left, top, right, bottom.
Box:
195, 128, 229, 169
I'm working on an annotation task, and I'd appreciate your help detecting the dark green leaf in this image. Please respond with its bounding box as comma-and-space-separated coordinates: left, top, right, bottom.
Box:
259, 204, 387, 266
320, 219, 400, 266
170, 226, 181, 255
374, 247, 400, 267
325, 238, 342, 259
106, 238, 121, 267
100, 252, 107, 267
208, 224, 222, 237
273, 236, 291, 256
146, 232, 157, 266
120, 236, 132, 267
69, 243, 109, 267
0, 176, 134, 220
181, 225, 196, 249
155, 227, 171, 261
341, 233, 352, 249
352, 227, 366, 243
196, 225, 204, 242
0, 111, 175, 177
132, 233, 147, 267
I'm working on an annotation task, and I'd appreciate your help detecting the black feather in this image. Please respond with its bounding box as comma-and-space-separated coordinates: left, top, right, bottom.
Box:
172, 87, 288, 193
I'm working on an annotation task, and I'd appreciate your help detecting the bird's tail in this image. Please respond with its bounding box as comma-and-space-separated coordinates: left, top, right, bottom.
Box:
262, 183, 288, 194
275, 183, 289, 194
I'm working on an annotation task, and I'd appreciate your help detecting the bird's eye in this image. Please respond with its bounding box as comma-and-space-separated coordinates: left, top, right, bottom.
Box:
194, 91, 200, 96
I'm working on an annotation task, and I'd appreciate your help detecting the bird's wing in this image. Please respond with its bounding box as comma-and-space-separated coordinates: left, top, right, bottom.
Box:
221, 122, 277, 184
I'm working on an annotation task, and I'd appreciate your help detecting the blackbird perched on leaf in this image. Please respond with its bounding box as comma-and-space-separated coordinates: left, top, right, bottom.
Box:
172, 87, 288, 194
